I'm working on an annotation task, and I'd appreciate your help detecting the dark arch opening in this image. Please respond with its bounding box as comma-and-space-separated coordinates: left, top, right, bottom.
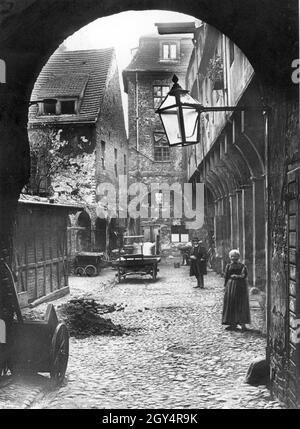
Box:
6, 1, 296, 96
0, 1, 296, 210
77, 211, 91, 252
95, 218, 107, 252
0, 1, 298, 409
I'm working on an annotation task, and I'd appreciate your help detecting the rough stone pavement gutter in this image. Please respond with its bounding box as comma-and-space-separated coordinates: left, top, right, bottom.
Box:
0, 375, 50, 409
21, 385, 46, 409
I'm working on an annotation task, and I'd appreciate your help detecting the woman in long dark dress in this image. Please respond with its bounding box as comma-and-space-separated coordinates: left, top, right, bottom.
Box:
222, 249, 251, 331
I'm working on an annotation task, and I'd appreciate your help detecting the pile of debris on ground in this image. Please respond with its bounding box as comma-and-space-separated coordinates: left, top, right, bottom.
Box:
56, 299, 127, 339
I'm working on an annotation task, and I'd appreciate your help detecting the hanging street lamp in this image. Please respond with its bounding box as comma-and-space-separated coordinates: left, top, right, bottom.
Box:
155, 75, 202, 147
155, 74, 270, 147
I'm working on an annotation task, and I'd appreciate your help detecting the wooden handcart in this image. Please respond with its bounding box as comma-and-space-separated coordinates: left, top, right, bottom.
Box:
112, 235, 161, 283
113, 254, 161, 283
74, 252, 103, 277
0, 258, 69, 386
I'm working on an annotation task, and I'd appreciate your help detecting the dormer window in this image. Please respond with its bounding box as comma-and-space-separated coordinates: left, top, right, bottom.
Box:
161, 42, 178, 60
43, 99, 57, 115
61, 100, 76, 114
39, 98, 77, 116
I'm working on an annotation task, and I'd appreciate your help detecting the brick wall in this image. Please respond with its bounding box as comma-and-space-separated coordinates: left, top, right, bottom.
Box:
127, 73, 186, 182
267, 87, 300, 407
95, 54, 128, 193
94, 54, 128, 251
126, 72, 188, 249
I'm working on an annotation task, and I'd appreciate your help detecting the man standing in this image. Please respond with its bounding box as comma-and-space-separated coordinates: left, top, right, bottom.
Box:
189, 237, 207, 288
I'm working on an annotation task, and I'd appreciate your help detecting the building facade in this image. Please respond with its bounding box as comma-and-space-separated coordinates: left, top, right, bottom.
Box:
186, 24, 263, 284
0, 0, 298, 409
185, 22, 300, 407
28, 48, 128, 258
123, 33, 193, 253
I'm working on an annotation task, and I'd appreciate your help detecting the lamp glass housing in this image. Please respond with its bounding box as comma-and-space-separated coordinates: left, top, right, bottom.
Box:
157, 88, 202, 147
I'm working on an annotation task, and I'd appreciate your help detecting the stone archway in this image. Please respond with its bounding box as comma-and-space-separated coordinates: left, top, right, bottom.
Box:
95, 218, 107, 252
76, 211, 91, 252
0, 0, 298, 408
0, 1, 297, 258
0, 1, 297, 222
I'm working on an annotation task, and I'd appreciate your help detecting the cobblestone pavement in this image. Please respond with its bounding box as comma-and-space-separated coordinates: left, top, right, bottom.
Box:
0, 375, 48, 409
1, 265, 283, 409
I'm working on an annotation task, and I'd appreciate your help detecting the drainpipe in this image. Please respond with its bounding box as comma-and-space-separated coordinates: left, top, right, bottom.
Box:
135, 72, 140, 235
193, 36, 208, 238
192, 37, 204, 172
193, 38, 200, 102
135, 72, 139, 152
222, 35, 230, 107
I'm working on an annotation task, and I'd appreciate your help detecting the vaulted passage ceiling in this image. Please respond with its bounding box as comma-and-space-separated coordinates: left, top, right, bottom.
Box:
0, 0, 297, 198
0, 0, 298, 91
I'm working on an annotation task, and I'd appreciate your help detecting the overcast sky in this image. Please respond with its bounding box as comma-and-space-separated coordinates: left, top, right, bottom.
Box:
64, 10, 197, 70
63, 10, 198, 133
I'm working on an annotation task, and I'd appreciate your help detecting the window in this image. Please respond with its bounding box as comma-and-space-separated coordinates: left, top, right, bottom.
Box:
101, 141, 106, 170
124, 154, 127, 175
114, 148, 118, 176
229, 40, 235, 66
171, 226, 189, 243
153, 85, 169, 109
153, 132, 170, 162
192, 179, 197, 210
43, 99, 57, 115
61, 100, 75, 114
162, 43, 177, 60
155, 191, 163, 205
40, 98, 77, 115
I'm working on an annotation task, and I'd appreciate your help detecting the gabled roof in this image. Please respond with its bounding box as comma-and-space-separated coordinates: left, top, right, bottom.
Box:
123, 34, 193, 92
29, 48, 115, 124
36, 74, 89, 99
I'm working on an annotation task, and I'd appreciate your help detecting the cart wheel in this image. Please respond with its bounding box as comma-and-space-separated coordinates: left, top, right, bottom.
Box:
75, 267, 85, 276
85, 265, 97, 277
50, 323, 69, 387
152, 264, 157, 281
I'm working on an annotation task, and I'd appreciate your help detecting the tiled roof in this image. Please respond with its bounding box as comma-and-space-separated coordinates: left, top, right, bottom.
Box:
36, 74, 89, 99
29, 48, 114, 124
123, 34, 193, 90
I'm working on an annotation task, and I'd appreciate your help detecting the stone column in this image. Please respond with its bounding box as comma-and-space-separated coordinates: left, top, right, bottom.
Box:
224, 194, 231, 245
219, 197, 226, 273
214, 198, 223, 274
213, 199, 218, 271
251, 176, 266, 289
229, 193, 238, 249
222, 195, 231, 269
235, 189, 243, 258
242, 185, 253, 285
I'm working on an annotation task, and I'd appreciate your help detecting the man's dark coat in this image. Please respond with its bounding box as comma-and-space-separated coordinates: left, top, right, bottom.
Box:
189, 245, 207, 277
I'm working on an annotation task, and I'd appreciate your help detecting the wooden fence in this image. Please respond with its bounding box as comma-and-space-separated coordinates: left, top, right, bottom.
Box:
13, 202, 69, 305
